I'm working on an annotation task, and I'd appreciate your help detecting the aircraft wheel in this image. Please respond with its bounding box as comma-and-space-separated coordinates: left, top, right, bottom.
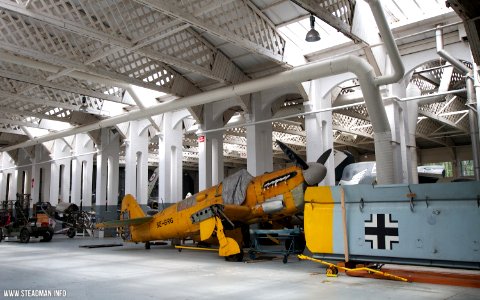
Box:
41, 229, 54, 242
145, 241, 151, 250
67, 228, 76, 238
19, 228, 30, 243
326, 266, 338, 276
225, 250, 244, 262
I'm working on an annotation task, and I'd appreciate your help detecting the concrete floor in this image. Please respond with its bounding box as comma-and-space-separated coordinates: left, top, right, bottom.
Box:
1, 235, 479, 300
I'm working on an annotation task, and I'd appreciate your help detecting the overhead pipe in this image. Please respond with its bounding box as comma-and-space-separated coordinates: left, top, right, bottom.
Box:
1, 56, 396, 182
467, 75, 480, 180
366, 0, 405, 86
436, 26, 479, 180
474, 63, 480, 158
1, 0, 404, 184
201, 89, 468, 135
436, 27, 470, 74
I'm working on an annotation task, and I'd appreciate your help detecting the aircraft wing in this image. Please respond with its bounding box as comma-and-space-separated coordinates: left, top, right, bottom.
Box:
223, 204, 251, 219
96, 216, 153, 229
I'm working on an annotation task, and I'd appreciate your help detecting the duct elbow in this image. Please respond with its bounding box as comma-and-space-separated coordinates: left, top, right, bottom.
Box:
436, 27, 470, 74
366, 0, 405, 87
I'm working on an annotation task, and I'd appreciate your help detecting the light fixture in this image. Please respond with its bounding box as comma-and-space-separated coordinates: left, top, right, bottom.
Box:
305, 15, 320, 42
80, 96, 88, 111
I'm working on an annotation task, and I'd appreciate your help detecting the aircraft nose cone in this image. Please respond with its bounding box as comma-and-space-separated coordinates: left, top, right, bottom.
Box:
303, 163, 327, 186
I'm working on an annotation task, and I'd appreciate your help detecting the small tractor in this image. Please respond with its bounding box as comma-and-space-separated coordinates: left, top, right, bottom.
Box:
0, 194, 55, 243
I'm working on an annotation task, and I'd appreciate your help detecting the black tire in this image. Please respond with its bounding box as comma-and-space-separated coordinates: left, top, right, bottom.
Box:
67, 228, 76, 238
19, 228, 30, 243
225, 249, 244, 262
145, 241, 151, 250
326, 266, 338, 276
283, 255, 288, 264
41, 229, 54, 242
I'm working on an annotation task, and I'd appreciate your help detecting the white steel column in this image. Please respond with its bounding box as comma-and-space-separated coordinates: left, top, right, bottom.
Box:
198, 103, 224, 189
246, 92, 273, 176
210, 131, 224, 185
48, 139, 72, 204
31, 145, 52, 203
158, 111, 184, 203
96, 128, 120, 208
198, 133, 212, 190
124, 120, 149, 205
0, 153, 17, 201
404, 82, 422, 184
388, 79, 409, 183
17, 149, 33, 198
305, 79, 335, 185
70, 134, 95, 207
0, 153, 3, 201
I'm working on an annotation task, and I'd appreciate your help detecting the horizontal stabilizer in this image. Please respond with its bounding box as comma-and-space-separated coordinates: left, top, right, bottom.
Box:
96, 216, 153, 229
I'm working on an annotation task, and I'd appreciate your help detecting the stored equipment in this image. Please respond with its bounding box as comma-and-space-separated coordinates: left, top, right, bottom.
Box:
0, 194, 54, 243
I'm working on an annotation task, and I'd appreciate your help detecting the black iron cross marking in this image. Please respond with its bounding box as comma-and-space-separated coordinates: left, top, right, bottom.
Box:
364, 214, 399, 250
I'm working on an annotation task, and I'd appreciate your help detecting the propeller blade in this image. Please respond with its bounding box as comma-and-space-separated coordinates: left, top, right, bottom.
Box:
317, 149, 332, 165
276, 140, 309, 170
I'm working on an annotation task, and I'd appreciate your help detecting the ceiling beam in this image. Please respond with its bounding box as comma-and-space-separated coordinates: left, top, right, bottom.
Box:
418, 109, 468, 133
0, 40, 175, 95
0, 107, 71, 123
333, 138, 375, 151
333, 124, 374, 139
134, 0, 285, 63
0, 127, 26, 135
334, 109, 369, 121
0, 6, 201, 99
0, 69, 123, 103
0, 2, 245, 88
0, 90, 105, 116
0, 118, 39, 129
417, 133, 454, 147
0, 2, 258, 123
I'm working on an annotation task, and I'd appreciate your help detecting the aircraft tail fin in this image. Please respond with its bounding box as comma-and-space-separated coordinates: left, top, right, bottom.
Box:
121, 194, 146, 219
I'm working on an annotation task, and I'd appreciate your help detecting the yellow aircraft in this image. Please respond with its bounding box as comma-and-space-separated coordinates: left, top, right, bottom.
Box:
96, 141, 331, 261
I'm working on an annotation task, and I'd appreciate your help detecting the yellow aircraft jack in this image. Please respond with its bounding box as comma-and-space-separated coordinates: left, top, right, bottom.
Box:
298, 254, 408, 282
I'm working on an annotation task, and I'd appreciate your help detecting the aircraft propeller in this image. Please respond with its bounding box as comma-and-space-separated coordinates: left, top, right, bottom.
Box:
276, 140, 309, 170
317, 149, 332, 165
276, 140, 331, 186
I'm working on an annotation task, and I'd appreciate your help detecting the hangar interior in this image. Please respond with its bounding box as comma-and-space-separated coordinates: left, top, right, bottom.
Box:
0, 0, 478, 213
0, 0, 480, 297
